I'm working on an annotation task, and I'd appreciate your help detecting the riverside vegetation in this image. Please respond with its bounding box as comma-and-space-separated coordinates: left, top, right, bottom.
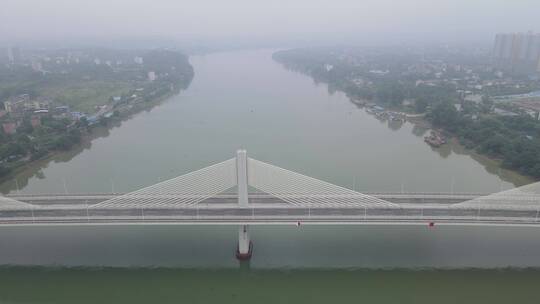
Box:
273, 47, 540, 178
0, 48, 194, 178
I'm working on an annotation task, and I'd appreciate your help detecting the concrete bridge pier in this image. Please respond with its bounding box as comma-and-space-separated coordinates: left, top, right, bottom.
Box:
236, 225, 253, 260
235, 150, 253, 260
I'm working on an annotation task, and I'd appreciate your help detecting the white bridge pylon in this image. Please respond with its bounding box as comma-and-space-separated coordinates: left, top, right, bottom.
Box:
92, 150, 397, 209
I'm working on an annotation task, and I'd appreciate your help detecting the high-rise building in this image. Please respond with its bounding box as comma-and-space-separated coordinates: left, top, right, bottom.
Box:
6, 48, 13, 63
147, 71, 157, 81
493, 32, 540, 74
6, 46, 21, 64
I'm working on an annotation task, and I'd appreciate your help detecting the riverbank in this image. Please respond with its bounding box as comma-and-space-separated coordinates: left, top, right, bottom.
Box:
349, 99, 534, 185
273, 51, 537, 186
0, 49, 194, 185
409, 116, 535, 186
0, 88, 184, 192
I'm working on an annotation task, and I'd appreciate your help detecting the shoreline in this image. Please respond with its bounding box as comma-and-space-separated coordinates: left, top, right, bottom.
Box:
352, 99, 536, 187
272, 53, 537, 187
0, 90, 180, 193
406, 114, 535, 186
446, 137, 534, 186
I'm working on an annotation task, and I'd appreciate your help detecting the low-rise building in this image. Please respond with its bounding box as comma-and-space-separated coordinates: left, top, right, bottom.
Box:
70, 112, 85, 121
30, 116, 41, 128
2, 121, 17, 135
494, 108, 518, 116
464, 94, 483, 104
54, 106, 69, 114
4, 95, 51, 113
24, 97, 50, 111
4, 94, 30, 113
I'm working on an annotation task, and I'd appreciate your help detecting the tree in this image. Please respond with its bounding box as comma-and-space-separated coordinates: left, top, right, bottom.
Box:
75, 117, 89, 129
430, 102, 458, 128
0, 165, 11, 177
478, 135, 507, 155
376, 80, 405, 105
414, 98, 429, 113
480, 95, 493, 114
18, 118, 34, 134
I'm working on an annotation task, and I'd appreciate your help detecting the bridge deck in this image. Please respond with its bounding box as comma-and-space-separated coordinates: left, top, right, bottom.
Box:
0, 193, 539, 227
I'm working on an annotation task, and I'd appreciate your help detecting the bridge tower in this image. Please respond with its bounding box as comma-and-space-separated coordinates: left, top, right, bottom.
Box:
236, 149, 249, 207
236, 150, 253, 260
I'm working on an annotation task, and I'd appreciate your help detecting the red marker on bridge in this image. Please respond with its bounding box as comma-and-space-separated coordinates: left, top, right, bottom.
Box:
428, 222, 435, 227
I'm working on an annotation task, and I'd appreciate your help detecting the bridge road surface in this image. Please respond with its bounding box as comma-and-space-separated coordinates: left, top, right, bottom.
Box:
1, 193, 539, 227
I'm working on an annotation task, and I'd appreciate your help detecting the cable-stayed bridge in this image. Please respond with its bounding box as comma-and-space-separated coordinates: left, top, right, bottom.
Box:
1, 150, 540, 259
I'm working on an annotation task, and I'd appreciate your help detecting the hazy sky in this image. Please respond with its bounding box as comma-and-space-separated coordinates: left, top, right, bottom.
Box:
2, 0, 540, 45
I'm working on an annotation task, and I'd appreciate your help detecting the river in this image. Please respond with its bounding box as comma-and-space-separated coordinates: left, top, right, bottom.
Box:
0, 50, 539, 303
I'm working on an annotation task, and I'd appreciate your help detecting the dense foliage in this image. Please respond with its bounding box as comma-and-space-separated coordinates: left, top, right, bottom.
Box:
429, 104, 540, 177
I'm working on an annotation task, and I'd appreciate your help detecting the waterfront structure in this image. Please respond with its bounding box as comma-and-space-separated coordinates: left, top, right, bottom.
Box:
1, 150, 540, 259
493, 32, 540, 74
